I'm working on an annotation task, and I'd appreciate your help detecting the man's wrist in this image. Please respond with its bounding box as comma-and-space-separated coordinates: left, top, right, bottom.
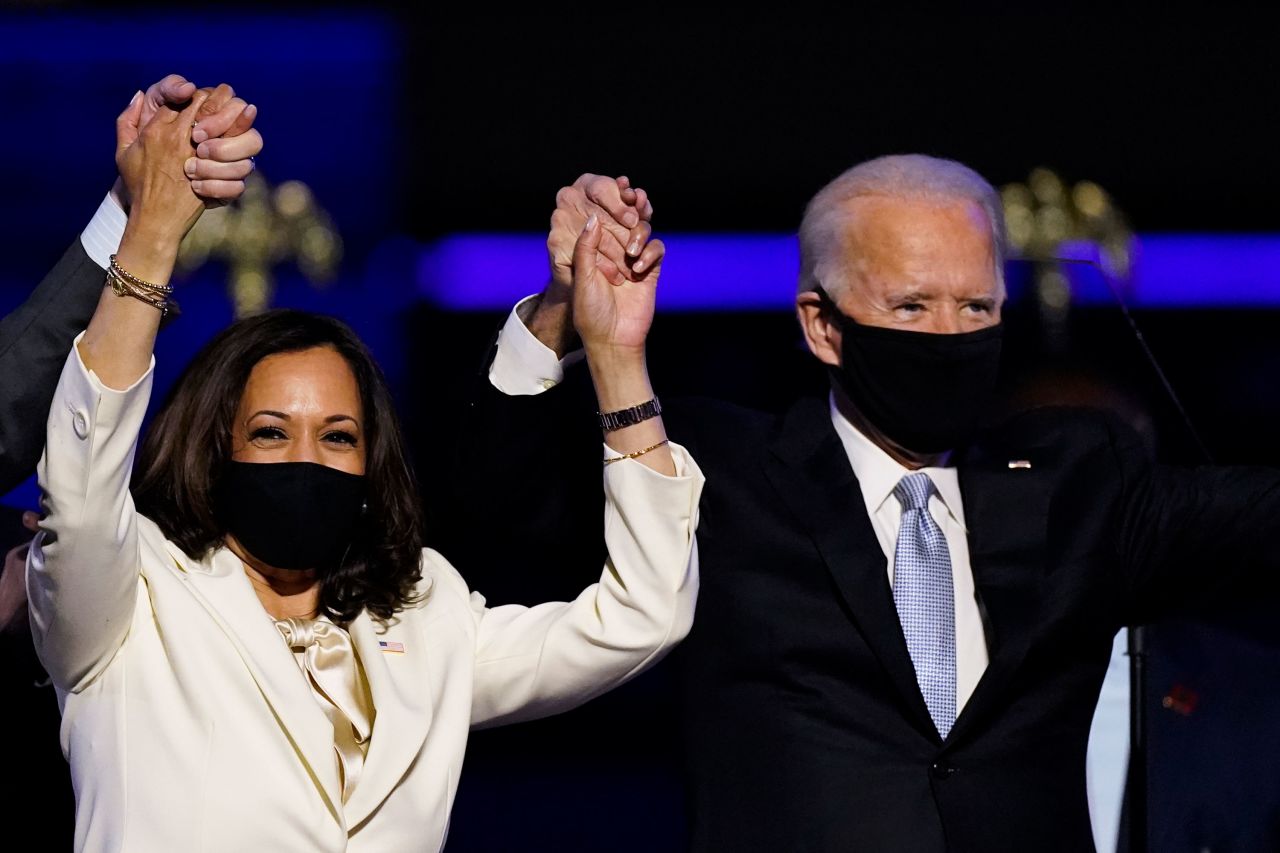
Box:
526, 287, 578, 358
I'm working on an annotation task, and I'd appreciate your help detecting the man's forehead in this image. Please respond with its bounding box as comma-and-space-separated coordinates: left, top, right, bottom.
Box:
839, 194, 991, 241
826, 196, 1000, 301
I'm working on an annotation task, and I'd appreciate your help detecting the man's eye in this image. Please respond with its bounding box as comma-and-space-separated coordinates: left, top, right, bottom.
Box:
965, 302, 994, 313
897, 303, 925, 313
324, 431, 358, 447
250, 426, 286, 441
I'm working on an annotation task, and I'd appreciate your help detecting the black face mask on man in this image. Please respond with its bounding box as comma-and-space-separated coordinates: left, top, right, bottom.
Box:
213, 461, 367, 572
816, 287, 1004, 454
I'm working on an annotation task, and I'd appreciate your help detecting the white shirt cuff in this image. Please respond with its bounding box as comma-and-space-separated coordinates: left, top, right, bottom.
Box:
488, 294, 585, 396
79, 191, 128, 270
602, 440, 696, 480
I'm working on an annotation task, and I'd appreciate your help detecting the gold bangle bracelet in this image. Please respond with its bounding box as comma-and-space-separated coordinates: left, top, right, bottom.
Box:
107, 267, 180, 320
109, 254, 174, 295
603, 439, 670, 465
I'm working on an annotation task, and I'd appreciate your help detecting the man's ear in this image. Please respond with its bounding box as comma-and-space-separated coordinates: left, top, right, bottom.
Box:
796, 291, 841, 367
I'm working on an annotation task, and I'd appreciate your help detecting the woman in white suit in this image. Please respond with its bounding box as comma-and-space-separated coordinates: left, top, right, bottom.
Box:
28, 89, 701, 852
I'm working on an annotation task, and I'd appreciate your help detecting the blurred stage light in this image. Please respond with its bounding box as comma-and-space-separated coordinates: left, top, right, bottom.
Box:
417, 232, 1280, 310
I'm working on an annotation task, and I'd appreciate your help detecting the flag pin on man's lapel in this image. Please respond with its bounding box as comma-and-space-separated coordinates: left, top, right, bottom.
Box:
379, 640, 405, 654
1007, 459, 1032, 470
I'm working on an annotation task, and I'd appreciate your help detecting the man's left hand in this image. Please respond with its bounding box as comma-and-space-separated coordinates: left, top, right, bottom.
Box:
113, 74, 263, 210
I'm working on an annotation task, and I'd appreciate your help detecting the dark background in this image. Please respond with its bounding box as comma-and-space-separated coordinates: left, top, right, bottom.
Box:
4, 4, 1280, 850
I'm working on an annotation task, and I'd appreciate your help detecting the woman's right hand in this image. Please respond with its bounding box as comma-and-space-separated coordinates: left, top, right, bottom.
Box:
78, 88, 221, 390
115, 88, 211, 257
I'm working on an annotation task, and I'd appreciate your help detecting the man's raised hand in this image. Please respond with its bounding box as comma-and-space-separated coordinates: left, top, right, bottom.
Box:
114, 74, 263, 209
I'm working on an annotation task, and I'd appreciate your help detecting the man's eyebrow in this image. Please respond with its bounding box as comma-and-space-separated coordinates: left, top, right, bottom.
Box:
885, 289, 935, 303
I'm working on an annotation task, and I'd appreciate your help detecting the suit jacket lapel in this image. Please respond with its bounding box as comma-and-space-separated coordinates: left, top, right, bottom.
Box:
171, 545, 345, 820
948, 439, 1055, 742
764, 397, 939, 741
342, 605, 436, 829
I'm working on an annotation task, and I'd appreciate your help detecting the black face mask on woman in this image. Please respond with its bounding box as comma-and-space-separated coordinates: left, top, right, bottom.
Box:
213, 461, 367, 572
816, 287, 1004, 454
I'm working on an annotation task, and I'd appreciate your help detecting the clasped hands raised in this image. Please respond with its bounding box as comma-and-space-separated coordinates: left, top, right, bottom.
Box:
538, 173, 667, 357
114, 73, 264, 242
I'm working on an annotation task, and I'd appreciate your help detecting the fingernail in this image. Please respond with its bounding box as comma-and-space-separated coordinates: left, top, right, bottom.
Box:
196, 142, 210, 158
628, 239, 641, 256
634, 259, 646, 272
192, 127, 208, 144
623, 210, 639, 228
130, 90, 143, 105
245, 103, 257, 116
585, 214, 598, 231
190, 181, 203, 194
184, 158, 197, 177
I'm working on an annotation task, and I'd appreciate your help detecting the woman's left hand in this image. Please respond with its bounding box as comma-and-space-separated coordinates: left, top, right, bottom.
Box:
571, 214, 666, 356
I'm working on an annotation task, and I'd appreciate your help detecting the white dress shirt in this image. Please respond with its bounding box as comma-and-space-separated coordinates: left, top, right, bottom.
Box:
488, 295, 990, 712
80, 191, 128, 269
827, 398, 988, 711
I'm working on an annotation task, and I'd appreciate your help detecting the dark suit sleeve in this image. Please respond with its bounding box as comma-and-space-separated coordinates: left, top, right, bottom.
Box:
1110, 416, 1280, 623
431, 334, 607, 605
0, 240, 105, 494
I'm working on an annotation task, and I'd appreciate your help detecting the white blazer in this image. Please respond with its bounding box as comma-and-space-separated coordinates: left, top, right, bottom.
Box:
28, 344, 702, 853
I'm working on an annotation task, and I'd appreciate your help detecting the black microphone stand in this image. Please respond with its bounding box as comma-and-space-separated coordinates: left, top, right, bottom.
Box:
1126, 624, 1147, 853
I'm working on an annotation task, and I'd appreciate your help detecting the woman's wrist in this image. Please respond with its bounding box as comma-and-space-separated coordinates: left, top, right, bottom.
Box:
115, 219, 183, 286
587, 350, 654, 414
583, 340, 646, 372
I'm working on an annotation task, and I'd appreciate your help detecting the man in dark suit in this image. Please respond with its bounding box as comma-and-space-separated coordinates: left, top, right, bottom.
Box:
0, 75, 263, 844
449, 156, 1280, 852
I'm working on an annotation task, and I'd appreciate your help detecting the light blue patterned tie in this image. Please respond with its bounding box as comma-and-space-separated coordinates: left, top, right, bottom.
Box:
892, 472, 957, 738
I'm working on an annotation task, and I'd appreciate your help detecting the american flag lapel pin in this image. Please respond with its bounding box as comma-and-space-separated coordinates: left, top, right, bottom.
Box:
378, 640, 405, 654
1007, 459, 1032, 470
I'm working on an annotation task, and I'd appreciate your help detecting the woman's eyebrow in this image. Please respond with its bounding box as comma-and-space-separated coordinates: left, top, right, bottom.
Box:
324, 414, 359, 426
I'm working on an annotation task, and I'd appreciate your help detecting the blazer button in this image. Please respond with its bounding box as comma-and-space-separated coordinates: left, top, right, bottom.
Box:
72, 411, 90, 440
930, 761, 957, 780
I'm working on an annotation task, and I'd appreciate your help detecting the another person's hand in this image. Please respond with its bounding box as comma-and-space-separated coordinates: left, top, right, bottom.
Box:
185, 82, 262, 206
534, 175, 660, 356
116, 89, 213, 246
0, 511, 39, 634
548, 175, 657, 293
113, 74, 263, 209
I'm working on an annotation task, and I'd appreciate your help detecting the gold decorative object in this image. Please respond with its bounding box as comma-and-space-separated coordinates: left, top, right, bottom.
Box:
178, 172, 343, 317
1001, 168, 1135, 319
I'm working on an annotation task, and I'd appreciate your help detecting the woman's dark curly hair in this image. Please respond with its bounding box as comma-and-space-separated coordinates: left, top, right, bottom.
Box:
132, 310, 425, 623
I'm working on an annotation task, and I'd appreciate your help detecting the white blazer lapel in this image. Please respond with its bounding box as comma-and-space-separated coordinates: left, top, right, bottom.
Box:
175, 546, 345, 819
343, 609, 435, 828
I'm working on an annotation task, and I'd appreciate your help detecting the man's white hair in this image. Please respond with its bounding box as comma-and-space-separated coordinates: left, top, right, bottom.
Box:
797, 154, 1007, 298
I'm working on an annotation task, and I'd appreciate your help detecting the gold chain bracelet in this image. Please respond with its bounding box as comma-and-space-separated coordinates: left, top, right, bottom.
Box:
109, 255, 174, 295
106, 258, 179, 321
603, 439, 670, 465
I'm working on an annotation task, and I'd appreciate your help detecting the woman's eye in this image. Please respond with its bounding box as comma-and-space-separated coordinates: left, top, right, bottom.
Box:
250, 426, 286, 441
324, 431, 358, 447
